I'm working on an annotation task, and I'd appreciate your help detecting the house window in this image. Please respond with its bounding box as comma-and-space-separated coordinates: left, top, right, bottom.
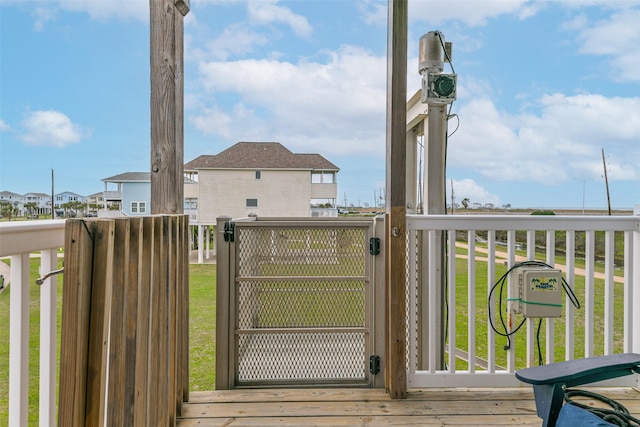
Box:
311, 172, 335, 184
131, 201, 147, 214
246, 198, 258, 208
255, 170, 261, 179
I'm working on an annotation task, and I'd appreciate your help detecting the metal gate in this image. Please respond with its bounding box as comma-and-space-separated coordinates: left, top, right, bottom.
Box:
216, 217, 384, 388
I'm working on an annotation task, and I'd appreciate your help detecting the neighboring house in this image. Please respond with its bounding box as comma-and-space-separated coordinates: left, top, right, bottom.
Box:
102, 172, 197, 217
184, 141, 340, 223
23, 192, 52, 215
54, 191, 87, 216
0, 191, 24, 215
102, 172, 152, 216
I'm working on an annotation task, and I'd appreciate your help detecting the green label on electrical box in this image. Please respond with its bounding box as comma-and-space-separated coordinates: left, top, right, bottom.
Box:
530, 276, 558, 292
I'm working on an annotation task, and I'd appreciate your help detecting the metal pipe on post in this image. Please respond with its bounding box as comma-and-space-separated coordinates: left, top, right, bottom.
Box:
418, 30, 455, 371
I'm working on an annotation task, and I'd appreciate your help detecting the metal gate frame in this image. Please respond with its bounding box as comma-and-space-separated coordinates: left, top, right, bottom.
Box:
216, 216, 385, 389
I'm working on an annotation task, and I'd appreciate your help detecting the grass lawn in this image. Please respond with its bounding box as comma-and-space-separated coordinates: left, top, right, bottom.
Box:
0, 259, 216, 425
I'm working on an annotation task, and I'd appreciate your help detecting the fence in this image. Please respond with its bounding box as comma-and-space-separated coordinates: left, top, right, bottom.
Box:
0, 219, 66, 426
405, 214, 640, 388
58, 215, 189, 425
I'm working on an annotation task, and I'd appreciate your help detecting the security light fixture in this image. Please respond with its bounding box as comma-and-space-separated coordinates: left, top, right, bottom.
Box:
419, 31, 456, 105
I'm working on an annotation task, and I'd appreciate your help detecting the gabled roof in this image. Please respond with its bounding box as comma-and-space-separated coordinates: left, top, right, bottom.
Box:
184, 142, 339, 171
103, 172, 151, 182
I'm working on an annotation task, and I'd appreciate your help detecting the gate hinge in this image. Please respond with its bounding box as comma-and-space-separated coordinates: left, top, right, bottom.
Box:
369, 237, 380, 255
223, 221, 235, 242
369, 355, 380, 375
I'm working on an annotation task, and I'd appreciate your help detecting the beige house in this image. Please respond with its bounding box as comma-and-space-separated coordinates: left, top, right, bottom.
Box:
184, 142, 339, 223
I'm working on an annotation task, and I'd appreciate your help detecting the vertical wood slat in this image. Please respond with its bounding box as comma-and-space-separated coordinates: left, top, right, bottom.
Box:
135, 217, 154, 427
86, 220, 116, 426
58, 220, 93, 426
107, 219, 129, 426
525, 231, 535, 367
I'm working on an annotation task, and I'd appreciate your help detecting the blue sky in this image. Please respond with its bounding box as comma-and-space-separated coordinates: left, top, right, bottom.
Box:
1, 0, 639, 209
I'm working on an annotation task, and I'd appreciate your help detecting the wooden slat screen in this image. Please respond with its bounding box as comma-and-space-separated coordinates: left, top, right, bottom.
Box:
58, 215, 189, 426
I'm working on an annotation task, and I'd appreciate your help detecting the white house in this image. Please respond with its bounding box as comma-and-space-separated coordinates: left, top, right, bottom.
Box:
23, 192, 52, 215
184, 142, 340, 223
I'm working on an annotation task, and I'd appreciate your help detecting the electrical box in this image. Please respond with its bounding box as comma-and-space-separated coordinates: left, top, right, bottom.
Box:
511, 267, 563, 318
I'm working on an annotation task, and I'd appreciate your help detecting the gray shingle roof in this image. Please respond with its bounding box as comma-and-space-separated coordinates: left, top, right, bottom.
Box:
184, 142, 339, 171
102, 172, 151, 182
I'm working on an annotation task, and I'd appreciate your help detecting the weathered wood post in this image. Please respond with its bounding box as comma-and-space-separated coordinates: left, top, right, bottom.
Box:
385, 0, 408, 399
150, 0, 189, 214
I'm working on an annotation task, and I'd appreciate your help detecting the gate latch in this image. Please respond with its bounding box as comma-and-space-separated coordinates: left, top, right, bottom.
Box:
369, 355, 380, 375
223, 221, 235, 242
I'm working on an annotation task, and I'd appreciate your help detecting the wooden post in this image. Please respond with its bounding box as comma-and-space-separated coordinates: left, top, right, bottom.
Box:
385, 0, 408, 399
150, 0, 189, 214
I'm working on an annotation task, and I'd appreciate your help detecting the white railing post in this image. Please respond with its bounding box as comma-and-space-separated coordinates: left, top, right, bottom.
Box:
632, 206, 640, 355
40, 248, 58, 427
9, 253, 30, 427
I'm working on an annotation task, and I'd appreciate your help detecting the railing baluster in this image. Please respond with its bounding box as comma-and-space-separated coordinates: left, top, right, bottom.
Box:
447, 229, 456, 372
604, 230, 615, 355
506, 230, 516, 373
525, 230, 536, 367
623, 231, 634, 353
487, 230, 496, 373
428, 229, 437, 373
546, 231, 555, 364
40, 249, 58, 427
408, 229, 418, 374
9, 253, 30, 427
467, 230, 476, 373
585, 230, 595, 357
565, 231, 576, 360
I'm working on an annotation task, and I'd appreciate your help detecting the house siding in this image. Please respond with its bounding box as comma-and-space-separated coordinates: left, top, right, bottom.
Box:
198, 169, 311, 222
122, 182, 151, 215
310, 183, 338, 199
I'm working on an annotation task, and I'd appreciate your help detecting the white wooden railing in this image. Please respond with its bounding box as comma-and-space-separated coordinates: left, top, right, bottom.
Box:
0, 220, 66, 426
406, 214, 640, 388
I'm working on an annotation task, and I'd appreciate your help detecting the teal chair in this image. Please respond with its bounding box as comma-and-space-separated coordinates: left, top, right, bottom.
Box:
515, 353, 640, 427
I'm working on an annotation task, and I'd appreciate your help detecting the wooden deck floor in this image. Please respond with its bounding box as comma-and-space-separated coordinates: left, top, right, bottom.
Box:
177, 387, 640, 426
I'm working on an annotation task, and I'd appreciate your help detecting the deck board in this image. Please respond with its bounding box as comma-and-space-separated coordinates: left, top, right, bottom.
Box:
177, 387, 640, 426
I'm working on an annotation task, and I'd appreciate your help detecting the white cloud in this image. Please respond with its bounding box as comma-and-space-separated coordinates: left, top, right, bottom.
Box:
202, 23, 271, 60
57, 0, 148, 22
452, 178, 501, 206
0, 119, 9, 132
409, 0, 534, 27
570, 8, 640, 81
448, 92, 640, 184
192, 45, 387, 156
247, 1, 312, 37
19, 110, 89, 147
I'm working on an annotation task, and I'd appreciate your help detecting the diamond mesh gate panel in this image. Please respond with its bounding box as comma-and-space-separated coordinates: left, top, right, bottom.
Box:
234, 225, 371, 386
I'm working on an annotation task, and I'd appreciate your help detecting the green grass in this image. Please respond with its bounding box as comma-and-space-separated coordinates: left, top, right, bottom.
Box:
0, 259, 216, 425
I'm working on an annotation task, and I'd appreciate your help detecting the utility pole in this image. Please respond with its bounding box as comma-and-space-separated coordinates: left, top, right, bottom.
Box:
602, 148, 612, 215
51, 168, 55, 219
150, 0, 189, 214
